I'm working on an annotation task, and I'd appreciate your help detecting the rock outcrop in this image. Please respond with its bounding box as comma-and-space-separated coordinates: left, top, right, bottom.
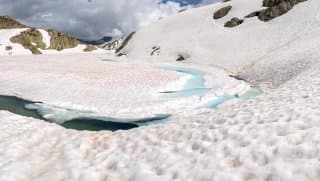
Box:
10, 28, 46, 54
83, 45, 97, 52
213, 6, 232, 19
47, 29, 79, 51
246, 0, 308, 21
0, 16, 28, 29
116, 32, 135, 56
100, 39, 122, 51
224, 17, 244, 27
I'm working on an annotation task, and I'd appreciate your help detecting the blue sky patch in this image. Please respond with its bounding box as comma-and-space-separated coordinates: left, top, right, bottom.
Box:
161, 0, 203, 6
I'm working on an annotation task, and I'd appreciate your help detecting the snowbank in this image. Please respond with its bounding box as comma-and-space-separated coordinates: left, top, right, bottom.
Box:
0, 28, 31, 55
0, 62, 319, 180
0, 0, 319, 180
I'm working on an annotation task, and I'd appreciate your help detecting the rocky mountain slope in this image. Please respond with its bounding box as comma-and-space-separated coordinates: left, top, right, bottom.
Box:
0, 16, 100, 55
78, 36, 124, 51
0, 15, 28, 29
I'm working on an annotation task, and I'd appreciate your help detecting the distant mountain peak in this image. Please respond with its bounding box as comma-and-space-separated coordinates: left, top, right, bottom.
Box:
78, 36, 113, 45
0, 16, 101, 55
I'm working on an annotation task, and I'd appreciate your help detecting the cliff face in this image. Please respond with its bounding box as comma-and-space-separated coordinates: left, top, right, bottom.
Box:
0, 16, 28, 29
10, 28, 46, 54
47, 29, 79, 51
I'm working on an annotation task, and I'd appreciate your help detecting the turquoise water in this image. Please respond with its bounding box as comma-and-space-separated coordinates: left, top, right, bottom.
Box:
201, 95, 236, 109
0, 96, 43, 120
0, 95, 171, 131
201, 87, 262, 109
171, 68, 205, 89
237, 88, 262, 101
165, 88, 212, 98
160, 67, 212, 98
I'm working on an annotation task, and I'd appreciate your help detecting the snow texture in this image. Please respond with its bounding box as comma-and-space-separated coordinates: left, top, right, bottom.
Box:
0, 0, 320, 180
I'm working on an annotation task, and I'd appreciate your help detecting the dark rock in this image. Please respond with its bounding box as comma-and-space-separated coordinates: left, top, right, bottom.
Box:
263, 0, 284, 7
176, 54, 185, 61
78, 36, 112, 45
244, 11, 260, 18
116, 32, 135, 55
213, 5, 232, 19
229, 75, 246, 81
150, 46, 160, 56
245, 0, 308, 22
176, 53, 190, 61
117, 53, 126, 57
262, 0, 306, 7
224, 17, 244, 27
5, 46, 12, 51
101, 39, 121, 50
178, 9, 187, 13
259, 1, 293, 21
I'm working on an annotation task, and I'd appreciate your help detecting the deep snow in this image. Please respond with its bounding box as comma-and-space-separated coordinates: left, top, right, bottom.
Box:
0, 0, 320, 180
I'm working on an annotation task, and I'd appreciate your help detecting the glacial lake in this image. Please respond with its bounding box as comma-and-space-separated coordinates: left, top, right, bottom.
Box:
0, 95, 170, 131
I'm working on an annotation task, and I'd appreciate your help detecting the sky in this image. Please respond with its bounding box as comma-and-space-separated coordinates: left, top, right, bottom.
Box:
0, 0, 219, 39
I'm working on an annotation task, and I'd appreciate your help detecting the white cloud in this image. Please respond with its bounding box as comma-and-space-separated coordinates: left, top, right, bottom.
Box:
197, 0, 221, 5
0, 0, 188, 39
107, 28, 123, 37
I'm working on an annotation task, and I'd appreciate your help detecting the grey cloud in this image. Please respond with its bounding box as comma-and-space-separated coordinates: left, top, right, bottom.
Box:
0, 0, 185, 39
0, 0, 217, 39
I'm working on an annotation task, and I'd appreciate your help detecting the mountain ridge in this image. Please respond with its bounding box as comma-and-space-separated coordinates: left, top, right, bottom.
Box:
0, 16, 100, 55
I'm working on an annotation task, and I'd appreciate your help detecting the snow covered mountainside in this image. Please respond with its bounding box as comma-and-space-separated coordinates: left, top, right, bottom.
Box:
101, 38, 123, 51
118, 0, 320, 85
0, 16, 103, 55
0, 0, 320, 180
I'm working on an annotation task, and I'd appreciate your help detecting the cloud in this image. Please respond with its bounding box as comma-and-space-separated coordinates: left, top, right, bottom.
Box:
0, 0, 218, 39
198, 0, 221, 5
0, 0, 186, 39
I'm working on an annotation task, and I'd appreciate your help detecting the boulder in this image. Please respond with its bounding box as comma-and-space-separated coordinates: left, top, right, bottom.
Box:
224, 17, 244, 27
259, 1, 293, 21
213, 6, 232, 19
245, 0, 308, 22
